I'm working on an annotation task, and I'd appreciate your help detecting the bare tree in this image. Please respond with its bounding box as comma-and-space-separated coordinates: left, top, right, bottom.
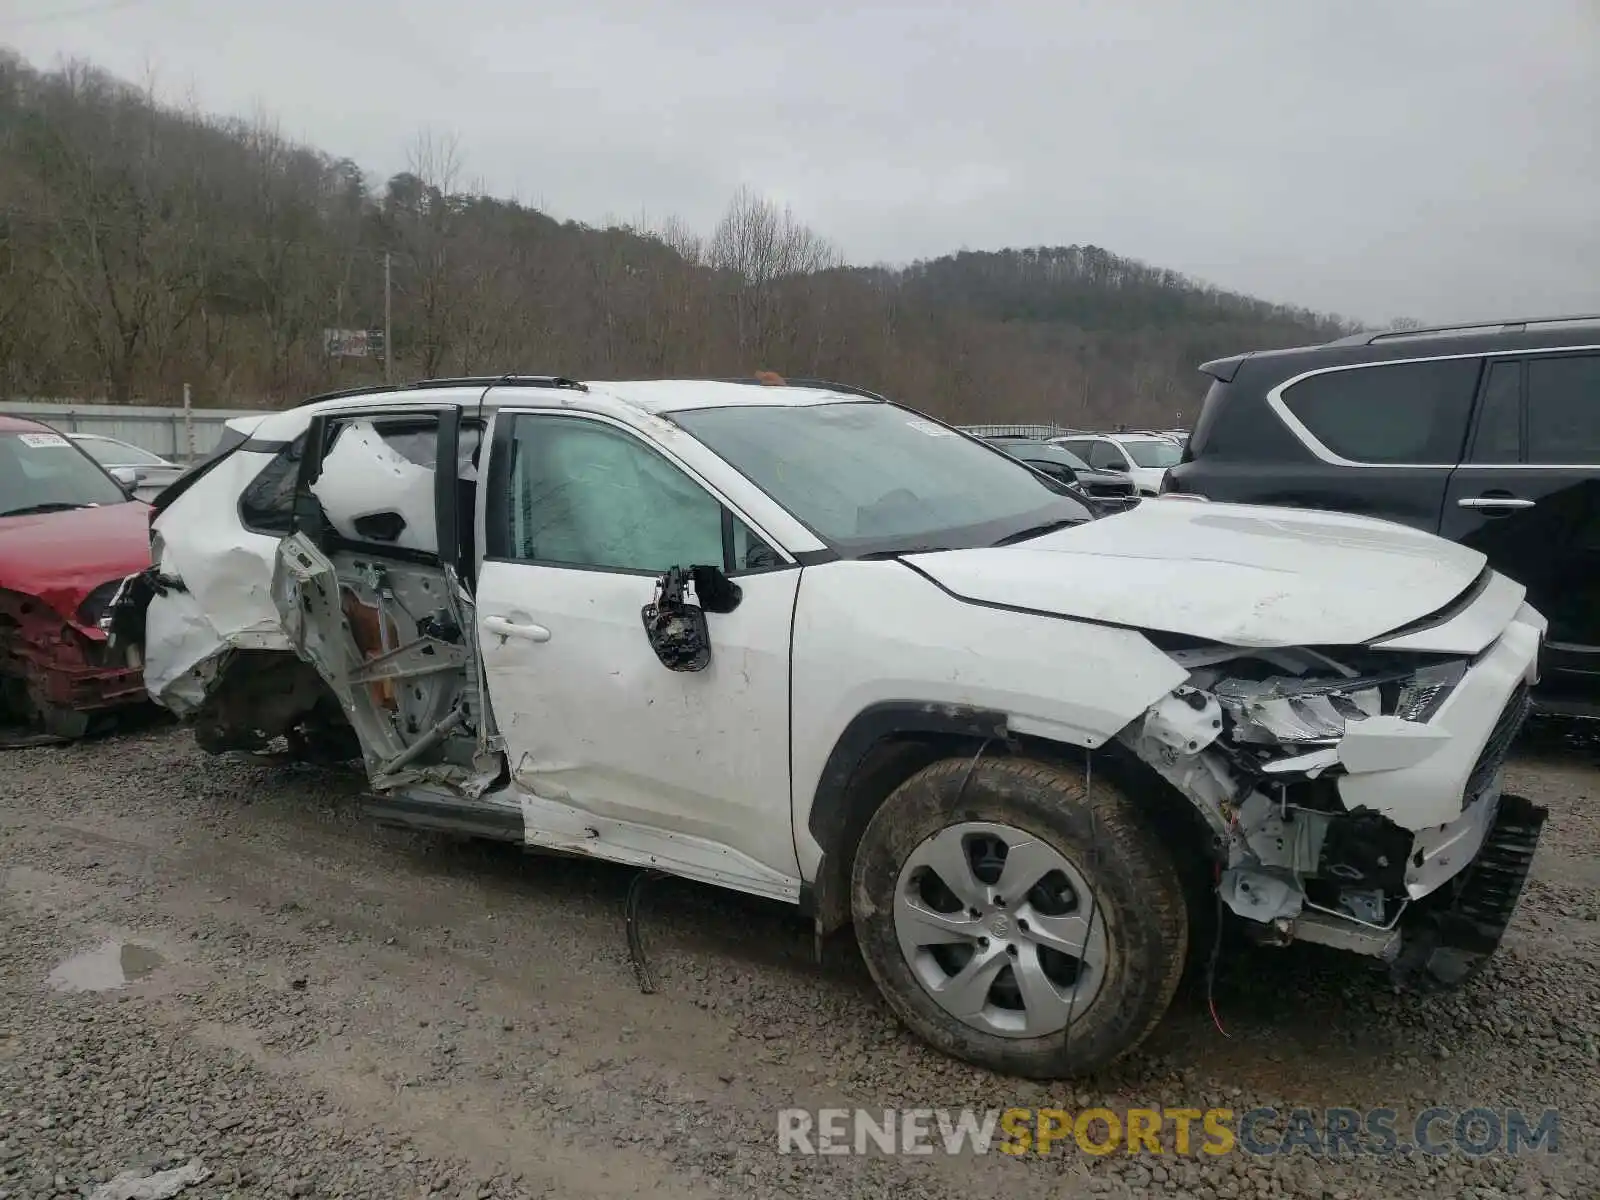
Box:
389, 130, 464, 377
28, 63, 210, 401
707, 186, 840, 363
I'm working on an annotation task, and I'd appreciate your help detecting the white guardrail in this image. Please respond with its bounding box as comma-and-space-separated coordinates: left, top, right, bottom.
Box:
0, 400, 271, 463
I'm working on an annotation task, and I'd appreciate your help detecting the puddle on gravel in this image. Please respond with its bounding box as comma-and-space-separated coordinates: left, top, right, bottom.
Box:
47, 940, 164, 993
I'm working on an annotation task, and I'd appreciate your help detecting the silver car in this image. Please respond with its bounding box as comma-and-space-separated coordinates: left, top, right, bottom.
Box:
67, 434, 185, 502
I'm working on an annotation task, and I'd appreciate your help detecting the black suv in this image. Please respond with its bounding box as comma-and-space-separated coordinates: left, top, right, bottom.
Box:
1165, 314, 1600, 715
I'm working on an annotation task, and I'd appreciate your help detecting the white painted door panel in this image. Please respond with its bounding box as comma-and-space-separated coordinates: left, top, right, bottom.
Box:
475, 560, 801, 882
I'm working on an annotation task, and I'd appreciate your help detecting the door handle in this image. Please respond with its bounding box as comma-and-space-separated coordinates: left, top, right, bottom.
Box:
1458, 496, 1535, 512
483, 615, 552, 643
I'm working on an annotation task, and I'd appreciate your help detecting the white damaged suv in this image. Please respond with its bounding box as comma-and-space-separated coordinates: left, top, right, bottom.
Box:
107, 376, 1547, 1078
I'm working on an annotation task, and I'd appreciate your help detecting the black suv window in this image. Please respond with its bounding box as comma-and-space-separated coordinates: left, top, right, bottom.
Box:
1468, 360, 1522, 463
1280, 358, 1481, 464
1527, 355, 1600, 465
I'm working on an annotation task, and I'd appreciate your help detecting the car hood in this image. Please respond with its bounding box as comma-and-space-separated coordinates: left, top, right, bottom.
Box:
0, 501, 151, 627
903, 499, 1490, 648
1073, 467, 1133, 488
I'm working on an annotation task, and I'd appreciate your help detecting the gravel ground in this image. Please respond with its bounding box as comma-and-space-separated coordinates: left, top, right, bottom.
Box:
1, 719, 1596, 1199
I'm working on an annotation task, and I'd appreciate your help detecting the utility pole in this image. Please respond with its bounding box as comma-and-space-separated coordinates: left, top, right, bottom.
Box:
383, 251, 393, 383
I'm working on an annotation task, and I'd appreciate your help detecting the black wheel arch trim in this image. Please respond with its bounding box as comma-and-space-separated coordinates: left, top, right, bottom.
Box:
805, 700, 1009, 933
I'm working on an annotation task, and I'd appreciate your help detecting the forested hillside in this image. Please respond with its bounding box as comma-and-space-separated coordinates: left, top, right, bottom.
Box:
0, 50, 1355, 425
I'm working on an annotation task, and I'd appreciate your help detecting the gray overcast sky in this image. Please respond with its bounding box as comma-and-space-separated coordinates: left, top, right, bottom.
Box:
8, 0, 1598, 323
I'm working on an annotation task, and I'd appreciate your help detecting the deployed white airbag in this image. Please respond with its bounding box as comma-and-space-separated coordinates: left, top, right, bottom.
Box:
310, 420, 437, 553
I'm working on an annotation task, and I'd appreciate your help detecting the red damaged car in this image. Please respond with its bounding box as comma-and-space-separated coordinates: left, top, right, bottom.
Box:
0, 416, 151, 741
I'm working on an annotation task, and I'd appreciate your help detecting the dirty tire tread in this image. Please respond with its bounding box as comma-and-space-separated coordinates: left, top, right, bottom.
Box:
850, 754, 1188, 1079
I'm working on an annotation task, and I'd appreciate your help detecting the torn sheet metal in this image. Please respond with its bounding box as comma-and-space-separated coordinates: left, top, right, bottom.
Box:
1139, 687, 1224, 755
0, 589, 144, 720
1404, 784, 1500, 899
1219, 867, 1302, 923
1234, 791, 1330, 873
310, 420, 437, 553
156, 539, 291, 652
141, 590, 229, 715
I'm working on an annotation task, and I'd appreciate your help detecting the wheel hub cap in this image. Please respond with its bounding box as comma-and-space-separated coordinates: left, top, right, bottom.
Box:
892, 820, 1109, 1039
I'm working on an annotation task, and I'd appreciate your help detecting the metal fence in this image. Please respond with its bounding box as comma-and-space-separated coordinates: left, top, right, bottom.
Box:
0, 400, 270, 463
959, 422, 1087, 440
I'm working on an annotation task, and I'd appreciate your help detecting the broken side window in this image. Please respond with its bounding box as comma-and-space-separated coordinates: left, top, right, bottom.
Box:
310, 417, 441, 555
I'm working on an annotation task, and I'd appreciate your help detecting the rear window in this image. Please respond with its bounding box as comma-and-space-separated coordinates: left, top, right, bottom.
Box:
239, 433, 307, 535
1123, 439, 1182, 468
1280, 358, 1482, 464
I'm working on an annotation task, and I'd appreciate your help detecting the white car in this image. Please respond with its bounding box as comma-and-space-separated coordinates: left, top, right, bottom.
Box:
1054, 432, 1184, 495
107, 376, 1546, 1078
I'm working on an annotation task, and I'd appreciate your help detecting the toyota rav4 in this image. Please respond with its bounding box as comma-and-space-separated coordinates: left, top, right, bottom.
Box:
107, 376, 1547, 1078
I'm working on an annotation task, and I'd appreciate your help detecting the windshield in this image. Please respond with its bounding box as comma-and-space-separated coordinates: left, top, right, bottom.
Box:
672, 402, 1092, 554
989, 439, 1089, 471
1023, 443, 1091, 471
1125, 439, 1183, 468
74, 437, 169, 467
0, 431, 130, 515
1050, 447, 1089, 470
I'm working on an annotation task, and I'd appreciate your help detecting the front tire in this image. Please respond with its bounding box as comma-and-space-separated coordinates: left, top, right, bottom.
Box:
850, 754, 1188, 1078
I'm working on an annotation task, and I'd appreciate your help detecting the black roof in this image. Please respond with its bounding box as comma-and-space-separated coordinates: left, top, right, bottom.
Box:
1200, 313, 1600, 383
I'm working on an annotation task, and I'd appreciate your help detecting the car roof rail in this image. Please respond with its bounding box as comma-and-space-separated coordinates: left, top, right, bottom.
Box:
291, 375, 586, 409
721, 374, 889, 402
1333, 314, 1600, 347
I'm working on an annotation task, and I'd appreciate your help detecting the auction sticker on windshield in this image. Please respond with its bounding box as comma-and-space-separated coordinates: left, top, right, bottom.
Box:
18, 432, 69, 448
904, 416, 957, 437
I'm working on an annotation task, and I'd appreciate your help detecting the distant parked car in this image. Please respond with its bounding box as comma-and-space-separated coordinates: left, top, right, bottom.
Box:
1053, 432, 1183, 496
982, 437, 1138, 513
67, 434, 184, 502
0, 417, 150, 739
1164, 314, 1600, 716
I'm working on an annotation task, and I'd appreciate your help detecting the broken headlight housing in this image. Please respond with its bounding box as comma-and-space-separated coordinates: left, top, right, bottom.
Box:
76, 578, 127, 628
1214, 659, 1467, 746
1392, 659, 1468, 724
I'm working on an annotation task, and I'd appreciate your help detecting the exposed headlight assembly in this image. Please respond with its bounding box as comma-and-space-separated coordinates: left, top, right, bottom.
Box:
76, 579, 126, 628
1392, 659, 1468, 724
1215, 660, 1466, 746
1215, 675, 1385, 745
